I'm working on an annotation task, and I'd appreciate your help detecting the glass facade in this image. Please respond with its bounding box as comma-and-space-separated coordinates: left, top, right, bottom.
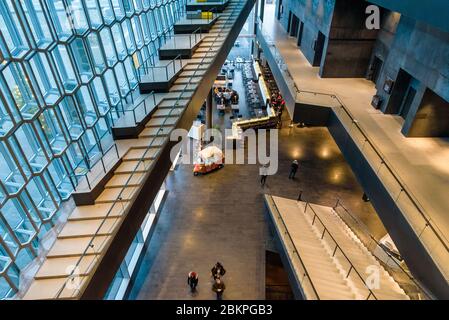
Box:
0, 0, 185, 299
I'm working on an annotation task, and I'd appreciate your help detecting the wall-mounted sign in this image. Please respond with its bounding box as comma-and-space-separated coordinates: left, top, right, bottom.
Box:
383, 77, 394, 94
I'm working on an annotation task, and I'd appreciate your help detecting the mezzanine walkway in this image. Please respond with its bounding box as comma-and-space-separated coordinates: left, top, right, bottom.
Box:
261, 3, 449, 283
22, 0, 255, 299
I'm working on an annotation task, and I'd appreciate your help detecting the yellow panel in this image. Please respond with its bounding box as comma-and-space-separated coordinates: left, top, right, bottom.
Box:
201, 12, 213, 19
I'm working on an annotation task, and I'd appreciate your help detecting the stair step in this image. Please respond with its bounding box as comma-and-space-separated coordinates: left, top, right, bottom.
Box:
47, 236, 109, 258
159, 99, 189, 108
139, 126, 173, 138
68, 203, 124, 221
115, 160, 154, 174
123, 147, 160, 161
146, 117, 177, 127
153, 107, 183, 118
131, 137, 165, 148
35, 256, 97, 280
95, 186, 138, 203
23, 277, 87, 300
105, 172, 145, 188
58, 218, 119, 239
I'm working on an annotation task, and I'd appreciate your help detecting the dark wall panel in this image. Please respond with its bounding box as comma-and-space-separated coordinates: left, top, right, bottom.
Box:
328, 111, 449, 299
408, 88, 449, 137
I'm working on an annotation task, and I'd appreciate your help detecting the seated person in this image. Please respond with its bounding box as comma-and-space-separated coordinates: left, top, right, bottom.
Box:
223, 89, 231, 103
231, 92, 239, 105
279, 99, 286, 110
215, 91, 223, 104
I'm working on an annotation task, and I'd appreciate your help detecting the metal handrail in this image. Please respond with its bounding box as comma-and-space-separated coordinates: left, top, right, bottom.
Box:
256, 19, 449, 259
162, 26, 202, 50
54, 0, 244, 299
333, 199, 432, 299
137, 54, 183, 82
72, 143, 120, 191
304, 202, 378, 300
268, 196, 321, 300
122, 91, 157, 125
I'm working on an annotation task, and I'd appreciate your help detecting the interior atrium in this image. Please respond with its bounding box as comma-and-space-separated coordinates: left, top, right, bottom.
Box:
0, 0, 448, 303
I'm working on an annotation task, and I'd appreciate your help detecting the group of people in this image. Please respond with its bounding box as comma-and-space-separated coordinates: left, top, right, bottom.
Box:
259, 160, 300, 187
214, 87, 239, 108
270, 92, 286, 124
187, 262, 227, 300
271, 92, 286, 111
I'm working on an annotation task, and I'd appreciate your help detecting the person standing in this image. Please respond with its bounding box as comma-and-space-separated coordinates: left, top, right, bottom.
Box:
289, 160, 299, 179
212, 278, 226, 300
211, 262, 226, 280
187, 271, 199, 292
260, 164, 268, 187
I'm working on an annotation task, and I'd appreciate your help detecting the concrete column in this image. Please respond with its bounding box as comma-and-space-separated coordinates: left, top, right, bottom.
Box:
206, 88, 213, 129
259, 0, 265, 22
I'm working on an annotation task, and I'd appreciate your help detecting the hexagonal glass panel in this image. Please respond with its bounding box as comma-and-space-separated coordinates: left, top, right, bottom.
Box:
2, 63, 40, 120
20, 0, 54, 50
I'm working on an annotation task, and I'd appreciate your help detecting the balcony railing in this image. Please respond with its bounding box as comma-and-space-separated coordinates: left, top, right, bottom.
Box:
52, 1, 245, 299
256, 18, 449, 283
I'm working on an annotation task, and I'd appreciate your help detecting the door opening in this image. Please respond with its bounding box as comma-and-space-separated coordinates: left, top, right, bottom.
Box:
290, 14, 299, 37
297, 21, 304, 47
399, 86, 416, 119
277, 0, 283, 20
313, 31, 326, 67
369, 56, 383, 85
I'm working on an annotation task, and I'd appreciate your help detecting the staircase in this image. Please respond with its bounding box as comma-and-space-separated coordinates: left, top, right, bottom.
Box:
270, 196, 357, 300
266, 195, 410, 300
23, 0, 255, 300
301, 201, 409, 300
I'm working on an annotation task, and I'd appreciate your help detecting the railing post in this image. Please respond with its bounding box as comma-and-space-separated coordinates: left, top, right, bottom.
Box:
297, 190, 303, 202
332, 245, 338, 257
333, 198, 340, 210
86, 176, 91, 190
346, 265, 353, 278
101, 158, 106, 173
114, 143, 119, 158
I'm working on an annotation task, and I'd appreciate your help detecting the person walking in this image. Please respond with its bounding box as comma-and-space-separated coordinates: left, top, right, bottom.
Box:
289, 160, 299, 179
260, 164, 268, 187
211, 262, 226, 280
212, 278, 226, 300
187, 271, 199, 292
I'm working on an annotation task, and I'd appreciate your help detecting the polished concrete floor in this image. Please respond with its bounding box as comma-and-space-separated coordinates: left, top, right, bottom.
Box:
261, 3, 449, 255
127, 68, 385, 300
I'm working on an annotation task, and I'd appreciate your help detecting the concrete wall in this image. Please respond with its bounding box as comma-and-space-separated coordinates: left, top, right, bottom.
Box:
408, 88, 449, 137
368, 0, 449, 34
328, 111, 449, 299
279, 0, 379, 78
278, 0, 335, 66
321, 0, 379, 77
370, 14, 449, 136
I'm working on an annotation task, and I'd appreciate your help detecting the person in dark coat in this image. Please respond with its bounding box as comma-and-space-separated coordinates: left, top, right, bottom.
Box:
187, 271, 199, 292
260, 164, 269, 187
211, 262, 226, 279
289, 160, 299, 179
212, 278, 226, 300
